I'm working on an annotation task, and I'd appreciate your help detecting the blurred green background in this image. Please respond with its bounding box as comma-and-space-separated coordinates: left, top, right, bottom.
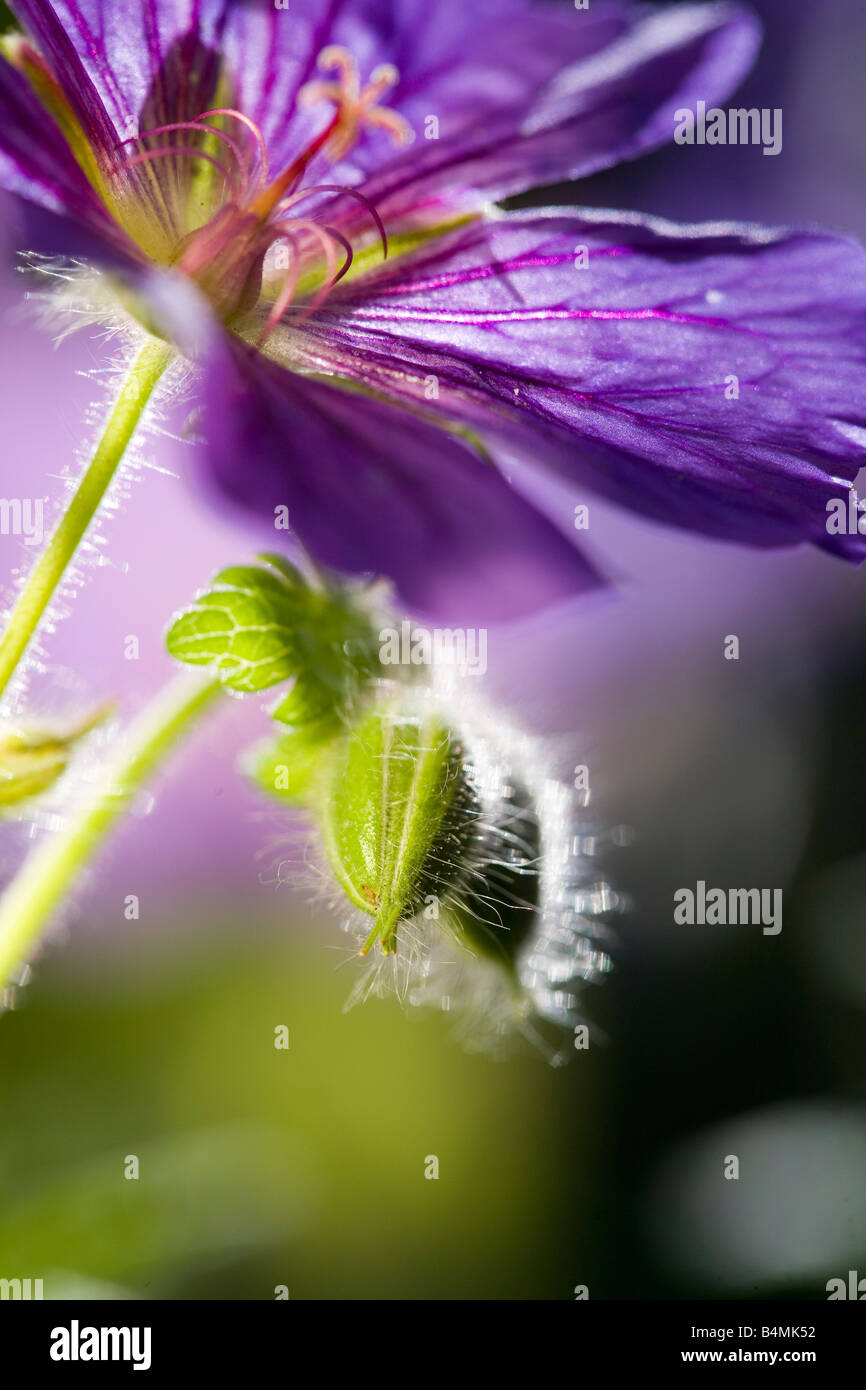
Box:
0, 909, 608, 1300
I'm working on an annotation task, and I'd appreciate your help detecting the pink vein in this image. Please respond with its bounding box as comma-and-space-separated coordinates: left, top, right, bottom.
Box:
336, 305, 728, 327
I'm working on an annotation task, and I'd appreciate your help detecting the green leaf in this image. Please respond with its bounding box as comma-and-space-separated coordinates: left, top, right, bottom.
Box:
166, 557, 309, 693
269, 620, 377, 727
166, 555, 381, 714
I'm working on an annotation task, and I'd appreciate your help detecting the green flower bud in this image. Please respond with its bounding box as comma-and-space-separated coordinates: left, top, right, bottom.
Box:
316, 707, 473, 956
0, 705, 110, 812
302, 691, 615, 1056
212, 561, 619, 1056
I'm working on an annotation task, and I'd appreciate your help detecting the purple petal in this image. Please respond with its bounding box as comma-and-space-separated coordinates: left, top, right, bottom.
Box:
220, 0, 345, 179
194, 332, 604, 621
10, 2, 759, 223
11, 0, 229, 146
292, 211, 866, 559
67, 0, 621, 207
0, 50, 134, 261
221, 0, 627, 192
11, 0, 126, 153
335, 1, 761, 221
196, 1, 759, 216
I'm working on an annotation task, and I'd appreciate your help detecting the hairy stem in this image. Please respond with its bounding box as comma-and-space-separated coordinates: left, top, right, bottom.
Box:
0, 337, 174, 701
0, 673, 221, 992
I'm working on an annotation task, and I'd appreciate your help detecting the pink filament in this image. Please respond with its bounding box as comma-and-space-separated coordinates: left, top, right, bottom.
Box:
127, 121, 250, 185
197, 108, 270, 188
256, 215, 355, 342
277, 183, 388, 261
280, 218, 339, 322
122, 121, 245, 168
322, 225, 354, 286
175, 205, 254, 276
256, 239, 302, 346
120, 145, 243, 201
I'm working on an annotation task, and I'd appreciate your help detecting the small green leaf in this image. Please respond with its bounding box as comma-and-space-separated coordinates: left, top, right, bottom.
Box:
167, 558, 382, 719
270, 677, 332, 728
166, 557, 308, 693
253, 552, 307, 587
269, 626, 376, 727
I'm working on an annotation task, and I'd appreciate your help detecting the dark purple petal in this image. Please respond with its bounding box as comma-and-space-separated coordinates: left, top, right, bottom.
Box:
292, 211, 866, 559
211, 1, 759, 217
222, 0, 627, 193
10, 0, 338, 168
10, 0, 229, 146
11, 0, 126, 153
331, 1, 761, 221
195, 331, 604, 621
0, 51, 135, 261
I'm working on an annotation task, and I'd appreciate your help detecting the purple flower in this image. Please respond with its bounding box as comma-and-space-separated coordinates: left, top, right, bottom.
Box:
2, 0, 865, 619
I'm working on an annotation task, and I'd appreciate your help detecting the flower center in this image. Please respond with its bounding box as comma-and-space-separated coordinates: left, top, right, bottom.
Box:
110, 46, 410, 330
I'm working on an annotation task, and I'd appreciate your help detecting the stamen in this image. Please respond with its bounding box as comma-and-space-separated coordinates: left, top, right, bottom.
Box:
256, 238, 301, 346
175, 205, 252, 276
118, 146, 242, 201
122, 122, 246, 175
276, 185, 388, 261
257, 217, 353, 344
197, 108, 270, 188
119, 121, 251, 214
280, 218, 339, 321
323, 226, 354, 286
249, 112, 341, 219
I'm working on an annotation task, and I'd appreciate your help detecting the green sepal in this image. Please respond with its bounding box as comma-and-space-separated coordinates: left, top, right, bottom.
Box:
246, 717, 341, 807
268, 611, 377, 727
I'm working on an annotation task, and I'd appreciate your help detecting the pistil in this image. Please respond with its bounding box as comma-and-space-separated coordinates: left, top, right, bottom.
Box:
250, 45, 412, 221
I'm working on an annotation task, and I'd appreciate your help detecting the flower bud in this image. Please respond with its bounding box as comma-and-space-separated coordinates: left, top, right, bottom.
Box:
0, 705, 110, 813
307, 690, 615, 1056
316, 706, 472, 956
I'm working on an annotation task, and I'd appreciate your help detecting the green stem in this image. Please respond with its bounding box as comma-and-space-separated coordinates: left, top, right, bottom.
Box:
0, 337, 174, 700
0, 673, 221, 991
